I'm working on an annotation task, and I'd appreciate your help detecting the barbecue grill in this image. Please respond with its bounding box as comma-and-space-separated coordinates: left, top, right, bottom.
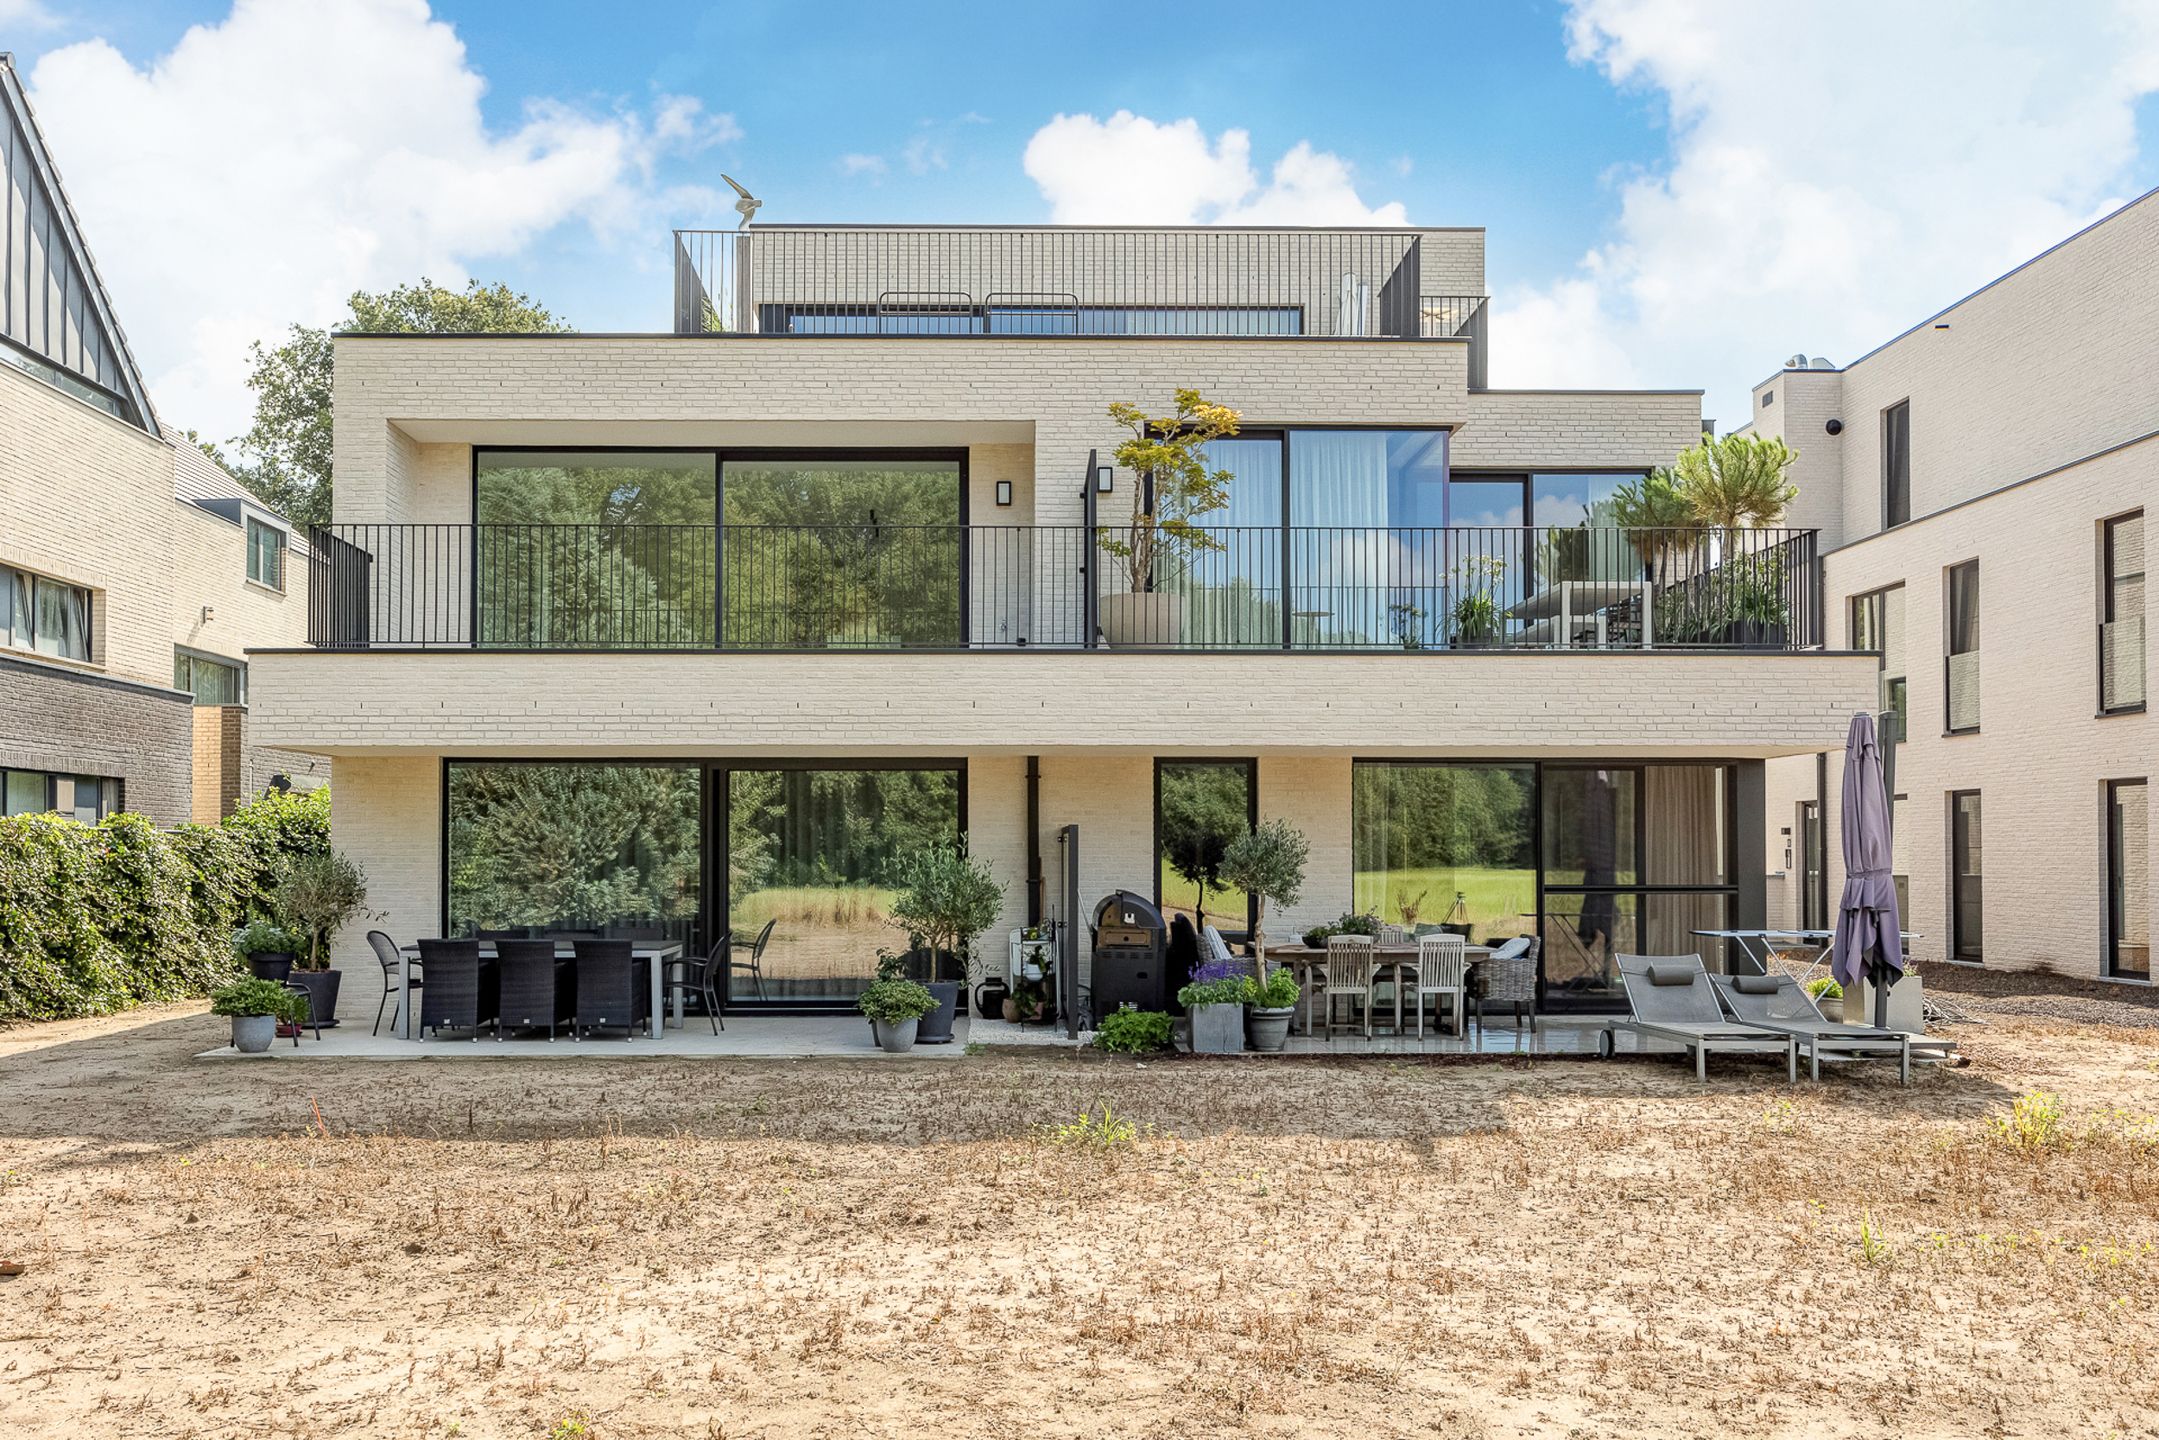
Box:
1089, 890, 1169, 1013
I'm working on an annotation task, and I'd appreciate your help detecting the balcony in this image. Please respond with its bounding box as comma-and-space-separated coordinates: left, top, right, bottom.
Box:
306, 523, 1819, 654
671, 225, 1490, 386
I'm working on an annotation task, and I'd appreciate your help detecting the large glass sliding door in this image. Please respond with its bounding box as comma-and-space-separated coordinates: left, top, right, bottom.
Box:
445, 762, 704, 943
1350, 763, 1536, 941
1155, 760, 1257, 935
721, 454, 964, 649
723, 764, 964, 1006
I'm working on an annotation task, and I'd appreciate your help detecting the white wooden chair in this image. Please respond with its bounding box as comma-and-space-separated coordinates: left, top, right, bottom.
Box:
1323, 933, 1379, 1038
1411, 934, 1469, 1037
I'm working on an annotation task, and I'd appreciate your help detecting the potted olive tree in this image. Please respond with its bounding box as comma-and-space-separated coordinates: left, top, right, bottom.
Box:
233, 919, 304, 983
858, 976, 939, 1053
1219, 819, 1308, 970
1097, 389, 1239, 648
212, 978, 303, 1054
276, 850, 373, 1029
887, 839, 1006, 1044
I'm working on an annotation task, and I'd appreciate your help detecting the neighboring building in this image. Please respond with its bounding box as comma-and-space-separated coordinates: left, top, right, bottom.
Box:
250, 219, 1876, 1016
0, 54, 321, 826
1746, 188, 2154, 981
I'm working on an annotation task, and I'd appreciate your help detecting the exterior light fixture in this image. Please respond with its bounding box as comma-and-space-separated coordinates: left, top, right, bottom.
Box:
1094, 465, 1114, 494
995, 480, 1013, 507
1825, 418, 1844, 435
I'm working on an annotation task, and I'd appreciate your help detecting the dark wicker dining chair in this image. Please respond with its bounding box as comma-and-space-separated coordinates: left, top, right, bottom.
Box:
570, 938, 641, 1041
672, 932, 732, 1036
493, 938, 562, 1041
416, 939, 485, 1040
367, 929, 419, 1037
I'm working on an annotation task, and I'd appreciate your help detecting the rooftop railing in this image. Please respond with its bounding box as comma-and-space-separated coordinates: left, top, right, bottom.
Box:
672, 225, 1488, 380
307, 523, 1818, 654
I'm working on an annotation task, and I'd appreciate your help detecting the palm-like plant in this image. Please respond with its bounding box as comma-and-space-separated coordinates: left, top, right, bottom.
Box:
1608, 466, 1697, 570
1672, 434, 1799, 530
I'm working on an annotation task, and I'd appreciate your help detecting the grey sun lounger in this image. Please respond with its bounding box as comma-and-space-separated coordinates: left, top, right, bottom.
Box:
1601, 954, 1797, 1083
1710, 972, 1958, 1086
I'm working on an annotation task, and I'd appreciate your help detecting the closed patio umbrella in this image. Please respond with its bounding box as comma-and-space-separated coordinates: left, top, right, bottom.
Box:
1832, 712, 1904, 1028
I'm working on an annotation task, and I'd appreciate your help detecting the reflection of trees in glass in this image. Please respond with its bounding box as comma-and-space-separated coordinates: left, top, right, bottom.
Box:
722, 461, 961, 648
1157, 763, 1252, 927
476, 454, 718, 648
448, 764, 701, 935
729, 768, 960, 891
1351, 764, 1535, 935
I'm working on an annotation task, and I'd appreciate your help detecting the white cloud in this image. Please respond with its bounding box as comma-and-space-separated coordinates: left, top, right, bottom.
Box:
838, 152, 888, 179
24, 0, 734, 442
900, 132, 947, 176
0, 0, 59, 29
1022, 111, 1406, 225
1494, 0, 2159, 426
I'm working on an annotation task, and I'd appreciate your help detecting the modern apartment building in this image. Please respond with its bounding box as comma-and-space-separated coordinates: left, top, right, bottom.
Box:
250, 218, 1879, 1017
1748, 188, 2155, 982
0, 54, 320, 825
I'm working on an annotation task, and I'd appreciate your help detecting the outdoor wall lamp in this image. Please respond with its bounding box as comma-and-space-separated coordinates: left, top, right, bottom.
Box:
1825, 418, 1844, 435
1094, 465, 1114, 493
995, 480, 1013, 507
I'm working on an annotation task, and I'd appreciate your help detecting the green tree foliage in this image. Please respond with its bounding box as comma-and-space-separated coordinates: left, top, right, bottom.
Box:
1101, 389, 1240, 591
234, 279, 571, 525
0, 788, 330, 1021
1219, 819, 1309, 956
887, 837, 1006, 979
1672, 433, 1800, 530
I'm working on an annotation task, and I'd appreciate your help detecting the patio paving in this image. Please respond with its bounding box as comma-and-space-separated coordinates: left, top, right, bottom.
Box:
198, 1012, 974, 1060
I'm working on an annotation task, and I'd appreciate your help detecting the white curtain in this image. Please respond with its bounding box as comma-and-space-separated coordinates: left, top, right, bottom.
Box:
1290, 432, 1392, 643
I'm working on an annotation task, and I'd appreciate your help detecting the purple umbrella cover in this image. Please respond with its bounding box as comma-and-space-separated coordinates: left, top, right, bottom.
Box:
1832, 711, 1905, 993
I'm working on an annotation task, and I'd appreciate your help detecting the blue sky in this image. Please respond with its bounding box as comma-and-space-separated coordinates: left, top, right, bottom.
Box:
10, 0, 2158, 443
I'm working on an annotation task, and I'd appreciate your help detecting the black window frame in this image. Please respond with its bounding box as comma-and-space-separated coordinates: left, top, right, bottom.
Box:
1799, 799, 1826, 931
1881, 399, 1910, 529
173, 645, 247, 707
2106, 778, 2149, 981
0, 561, 94, 663
1944, 559, 1979, 736
245, 516, 288, 593
1849, 584, 1906, 743
1948, 789, 1982, 963
2101, 510, 2145, 717
1152, 757, 1259, 939
1, 767, 120, 821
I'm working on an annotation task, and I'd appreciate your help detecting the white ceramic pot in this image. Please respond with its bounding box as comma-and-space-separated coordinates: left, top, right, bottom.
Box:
1099, 590, 1184, 648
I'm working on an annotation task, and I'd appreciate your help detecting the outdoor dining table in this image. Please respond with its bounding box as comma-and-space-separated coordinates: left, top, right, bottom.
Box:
1261, 942, 1493, 1036
396, 939, 687, 1040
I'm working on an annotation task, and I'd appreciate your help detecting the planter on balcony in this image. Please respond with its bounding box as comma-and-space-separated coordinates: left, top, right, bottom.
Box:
1100, 591, 1183, 648
1721, 620, 1788, 649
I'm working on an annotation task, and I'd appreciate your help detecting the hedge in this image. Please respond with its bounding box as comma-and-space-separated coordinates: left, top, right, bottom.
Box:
0, 787, 330, 1022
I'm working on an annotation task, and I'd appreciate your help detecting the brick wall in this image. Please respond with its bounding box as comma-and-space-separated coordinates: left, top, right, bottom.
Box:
0, 654, 192, 824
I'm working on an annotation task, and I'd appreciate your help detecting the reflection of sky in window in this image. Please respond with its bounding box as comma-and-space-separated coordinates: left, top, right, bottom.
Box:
1533, 473, 1638, 528
1446, 480, 1523, 529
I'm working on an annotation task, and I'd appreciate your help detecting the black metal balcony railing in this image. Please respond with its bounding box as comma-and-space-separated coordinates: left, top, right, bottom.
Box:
307, 523, 1818, 654
672, 226, 1488, 378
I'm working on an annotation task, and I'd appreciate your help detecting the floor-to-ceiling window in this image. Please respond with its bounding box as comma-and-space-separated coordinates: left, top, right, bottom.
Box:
1800, 800, 1826, 931
445, 762, 704, 943
1286, 430, 1449, 647
1540, 764, 1736, 1006
724, 763, 964, 1005
1950, 790, 1983, 962
1182, 437, 1285, 648
1155, 760, 1256, 936
474, 450, 718, 648
721, 454, 965, 648
2108, 779, 2149, 980
1350, 762, 1537, 942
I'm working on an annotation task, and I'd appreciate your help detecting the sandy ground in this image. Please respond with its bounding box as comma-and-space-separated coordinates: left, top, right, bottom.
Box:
1, 999, 2156, 1438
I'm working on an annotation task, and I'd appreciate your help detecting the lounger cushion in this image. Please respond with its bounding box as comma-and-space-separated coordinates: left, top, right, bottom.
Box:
1733, 975, 1780, 994
1646, 965, 1696, 986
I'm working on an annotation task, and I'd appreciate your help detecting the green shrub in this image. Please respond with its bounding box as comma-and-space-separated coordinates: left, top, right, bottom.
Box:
1093, 1008, 1173, 1053
210, 978, 305, 1022
1243, 966, 1301, 1009
1175, 977, 1246, 1007
857, 977, 938, 1025
233, 918, 305, 959
0, 787, 331, 1021
1804, 976, 1843, 1002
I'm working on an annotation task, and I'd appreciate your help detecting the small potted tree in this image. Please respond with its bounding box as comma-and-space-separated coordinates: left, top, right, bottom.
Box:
276, 850, 373, 1029
233, 919, 304, 983
887, 839, 1006, 1044
857, 975, 939, 1053
212, 978, 303, 1054
1242, 964, 1301, 1052
1218, 819, 1308, 969
1449, 555, 1509, 648
1097, 389, 1239, 647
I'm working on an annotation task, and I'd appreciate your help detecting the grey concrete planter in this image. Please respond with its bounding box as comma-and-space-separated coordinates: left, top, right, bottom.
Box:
1188, 1002, 1245, 1055
1245, 1005, 1295, 1053
872, 1018, 919, 1053
916, 981, 960, 1044
230, 1014, 276, 1054
287, 969, 341, 1028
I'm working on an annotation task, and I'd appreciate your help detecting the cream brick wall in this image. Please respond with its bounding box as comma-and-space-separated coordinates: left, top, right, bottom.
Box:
1793, 436, 2155, 975
332, 336, 1703, 535
252, 649, 1875, 760
1754, 189, 2157, 549
171, 503, 308, 663
0, 366, 176, 688
327, 754, 441, 974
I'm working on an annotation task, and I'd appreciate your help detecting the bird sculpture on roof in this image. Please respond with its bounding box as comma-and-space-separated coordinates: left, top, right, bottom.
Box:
722, 174, 760, 229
